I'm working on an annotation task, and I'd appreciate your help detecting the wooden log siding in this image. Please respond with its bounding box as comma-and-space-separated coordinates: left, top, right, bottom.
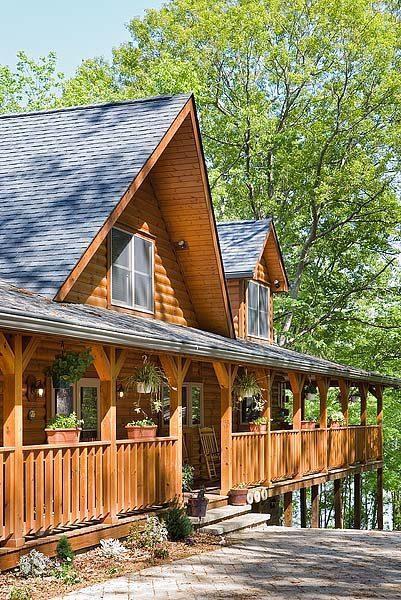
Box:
0, 448, 14, 542
231, 432, 267, 486
116, 438, 177, 513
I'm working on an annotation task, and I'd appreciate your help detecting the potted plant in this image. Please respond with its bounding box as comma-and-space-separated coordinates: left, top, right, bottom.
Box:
233, 372, 262, 401
125, 417, 157, 440
228, 482, 249, 506
304, 383, 317, 401
47, 348, 93, 389
329, 411, 345, 428
187, 488, 209, 518
126, 358, 165, 395
301, 417, 317, 430
249, 416, 268, 433
45, 412, 83, 444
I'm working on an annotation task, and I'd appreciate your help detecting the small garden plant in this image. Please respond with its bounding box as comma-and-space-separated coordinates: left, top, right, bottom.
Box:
56, 535, 75, 563
125, 359, 165, 394
163, 507, 193, 541
46, 412, 83, 430
250, 416, 268, 425
128, 514, 169, 559
233, 372, 262, 400
182, 464, 195, 492
47, 348, 93, 387
126, 417, 156, 427
18, 550, 53, 578
8, 585, 32, 600
99, 538, 128, 559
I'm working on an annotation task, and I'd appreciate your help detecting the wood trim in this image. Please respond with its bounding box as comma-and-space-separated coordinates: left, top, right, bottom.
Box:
0, 333, 14, 375
253, 222, 289, 292
213, 362, 229, 389
113, 349, 128, 379
55, 97, 194, 303
91, 345, 111, 382
22, 336, 42, 372
159, 354, 178, 387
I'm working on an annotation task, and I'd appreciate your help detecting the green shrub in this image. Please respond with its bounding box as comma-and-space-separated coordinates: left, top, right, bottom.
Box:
8, 586, 32, 600
53, 562, 81, 585
56, 535, 75, 563
182, 464, 195, 492
163, 507, 193, 541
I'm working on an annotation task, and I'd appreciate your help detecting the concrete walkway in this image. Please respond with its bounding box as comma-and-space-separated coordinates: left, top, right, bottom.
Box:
59, 526, 401, 599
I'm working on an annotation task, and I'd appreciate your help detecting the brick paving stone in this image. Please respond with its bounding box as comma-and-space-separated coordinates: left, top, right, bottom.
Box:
57, 527, 401, 599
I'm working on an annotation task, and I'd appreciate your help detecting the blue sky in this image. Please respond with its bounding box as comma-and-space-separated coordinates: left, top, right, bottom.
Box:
1, 1, 163, 75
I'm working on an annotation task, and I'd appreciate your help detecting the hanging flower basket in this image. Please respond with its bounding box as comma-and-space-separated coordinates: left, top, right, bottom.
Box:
233, 372, 262, 401
304, 383, 318, 401
47, 348, 93, 389
125, 358, 165, 396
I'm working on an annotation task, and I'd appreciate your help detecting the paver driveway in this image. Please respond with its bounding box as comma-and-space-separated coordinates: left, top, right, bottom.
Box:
59, 526, 401, 599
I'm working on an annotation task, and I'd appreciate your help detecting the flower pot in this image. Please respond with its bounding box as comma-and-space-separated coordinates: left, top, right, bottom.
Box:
45, 428, 81, 444
125, 424, 157, 440
136, 382, 153, 394
228, 488, 249, 506
330, 421, 342, 429
301, 421, 316, 430
186, 496, 209, 518
249, 423, 267, 433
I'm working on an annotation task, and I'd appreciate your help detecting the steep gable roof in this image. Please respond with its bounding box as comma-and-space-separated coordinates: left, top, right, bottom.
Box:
217, 219, 288, 290
0, 94, 191, 297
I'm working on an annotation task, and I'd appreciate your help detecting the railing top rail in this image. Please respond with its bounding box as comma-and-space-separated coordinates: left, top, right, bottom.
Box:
116, 436, 179, 444
231, 432, 268, 438
0, 447, 15, 453
271, 429, 300, 434
23, 441, 112, 451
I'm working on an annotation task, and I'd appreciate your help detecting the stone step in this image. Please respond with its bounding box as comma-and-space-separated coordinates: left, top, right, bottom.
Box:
189, 504, 251, 528
201, 512, 271, 536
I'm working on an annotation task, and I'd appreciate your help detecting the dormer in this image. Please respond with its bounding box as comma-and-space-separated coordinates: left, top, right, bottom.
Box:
217, 219, 288, 343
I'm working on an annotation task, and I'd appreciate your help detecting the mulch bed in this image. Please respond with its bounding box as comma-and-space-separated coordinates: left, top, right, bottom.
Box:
0, 532, 221, 599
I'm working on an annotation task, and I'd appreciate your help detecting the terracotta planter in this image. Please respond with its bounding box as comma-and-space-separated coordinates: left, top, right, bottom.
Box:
45, 428, 81, 444
136, 382, 153, 394
301, 421, 317, 430
125, 424, 157, 440
228, 488, 249, 506
249, 423, 267, 433
330, 421, 342, 429
186, 496, 209, 518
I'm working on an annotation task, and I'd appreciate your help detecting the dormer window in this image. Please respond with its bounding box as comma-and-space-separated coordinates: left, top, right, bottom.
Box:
111, 227, 154, 312
247, 280, 269, 339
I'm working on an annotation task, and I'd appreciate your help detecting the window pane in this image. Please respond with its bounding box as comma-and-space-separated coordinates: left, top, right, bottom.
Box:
112, 228, 131, 268
134, 236, 152, 275
112, 264, 132, 304
191, 385, 202, 425
259, 285, 268, 338
55, 387, 73, 416
248, 306, 258, 337
134, 273, 152, 310
182, 387, 188, 426
248, 281, 258, 309
80, 387, 98, 432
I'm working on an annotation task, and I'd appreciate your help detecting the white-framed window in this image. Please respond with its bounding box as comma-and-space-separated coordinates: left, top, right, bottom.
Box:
247, 280, 269, 339
111, 227, 154, 313
161, 383, 203, 427
52, 378, 100, 441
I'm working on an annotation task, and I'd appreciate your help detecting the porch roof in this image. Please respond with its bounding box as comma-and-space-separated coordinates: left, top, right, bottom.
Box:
0, 281, 399, 387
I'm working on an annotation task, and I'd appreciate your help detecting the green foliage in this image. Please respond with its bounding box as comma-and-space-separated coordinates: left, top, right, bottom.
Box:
8, 586, 32, 600
53, 562, 81, 585
233, 372, 261, 399
47, 412, 83, 430
127, 515, 169, 559
47, 349, 93, 387
126, 418, 156, 427
182, 463, 195, 492
56, 535, 75, 563
163, 507, 193, 541
126, 361, 165, 394
251, 416, 268, 425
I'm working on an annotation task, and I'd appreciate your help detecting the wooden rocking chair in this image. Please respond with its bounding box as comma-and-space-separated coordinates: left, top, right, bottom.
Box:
199, 426, 220, 481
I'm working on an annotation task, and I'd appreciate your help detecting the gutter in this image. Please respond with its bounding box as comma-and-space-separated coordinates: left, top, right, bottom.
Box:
0, 307, 399, 388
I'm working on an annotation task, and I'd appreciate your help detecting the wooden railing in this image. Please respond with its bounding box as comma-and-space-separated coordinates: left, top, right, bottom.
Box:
23, 442, 110, 537
0, 448, 14, 543
116, 438, 178, 513
232, 432, 267, 486
231, 425, 382, 487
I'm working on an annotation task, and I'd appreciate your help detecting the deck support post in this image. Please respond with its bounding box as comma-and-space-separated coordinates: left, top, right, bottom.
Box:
311, 485, 320, 528
300, 488, 307, 528
2, 333, 24, 548
95, 345, 118, 524
288, 373, 306, 476
317, 377, 329, 472
160, 355, 186, 500
334, 478, 343, 529
354, 473, 361, 529
359, 383, 368, 463
283, 491, 293, 527
377, 468, 384, 530
213, 362, 232, 495
258, 369, 272, 487
339, 380, 350, 464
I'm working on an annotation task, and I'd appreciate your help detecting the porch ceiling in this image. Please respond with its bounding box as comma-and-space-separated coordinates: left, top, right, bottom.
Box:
0, 280, 399, 388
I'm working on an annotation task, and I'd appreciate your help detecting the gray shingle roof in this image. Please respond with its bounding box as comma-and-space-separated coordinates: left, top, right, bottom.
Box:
217, 219, 272, 278
0, 280, 398, 387
0, 94, 191, 297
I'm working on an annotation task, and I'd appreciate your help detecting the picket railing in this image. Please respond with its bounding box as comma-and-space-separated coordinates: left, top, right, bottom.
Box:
271, 430, 299, 482
0, 448, 14, 543
232, 432, 267, 486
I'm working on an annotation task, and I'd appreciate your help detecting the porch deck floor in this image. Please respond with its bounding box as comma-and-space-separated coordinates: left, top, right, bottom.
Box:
59, 526, 401, 599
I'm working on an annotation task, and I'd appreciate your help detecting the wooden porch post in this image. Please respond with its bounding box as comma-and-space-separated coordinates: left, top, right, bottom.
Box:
374, 384, 384, 530
339, 379, 350, 465
283, 491, 293, 527
359, 383, 368, 464
354, 473, 361, 529
311, 484, 320, 528
2, 334, 24, 547
300, 488, 307, 528
317, 377, 329, 472
288, 372, 305, 477
213, 362, 232, 495
160, 355, 189, 500
258, 368, 272, 487
93, 345, 118, 524
334, 478, 343, 529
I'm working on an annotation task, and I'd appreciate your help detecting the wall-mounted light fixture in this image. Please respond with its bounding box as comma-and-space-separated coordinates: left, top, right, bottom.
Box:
27, 409, 36, 421
273, 279, 280, 289
25, 375, 45, 401
174, 240, 189, 250
116, 382, 125, 399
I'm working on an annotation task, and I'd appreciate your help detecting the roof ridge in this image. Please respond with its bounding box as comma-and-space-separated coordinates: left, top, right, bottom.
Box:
0, 93, 192, 121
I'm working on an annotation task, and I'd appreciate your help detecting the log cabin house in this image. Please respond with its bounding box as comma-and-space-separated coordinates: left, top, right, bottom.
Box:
0, 93, 398, 567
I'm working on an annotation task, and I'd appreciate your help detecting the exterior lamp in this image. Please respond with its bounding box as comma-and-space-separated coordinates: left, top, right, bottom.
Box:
116, 382, 125, 399
25, 375, 45, 401
273, 279, 280, 289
